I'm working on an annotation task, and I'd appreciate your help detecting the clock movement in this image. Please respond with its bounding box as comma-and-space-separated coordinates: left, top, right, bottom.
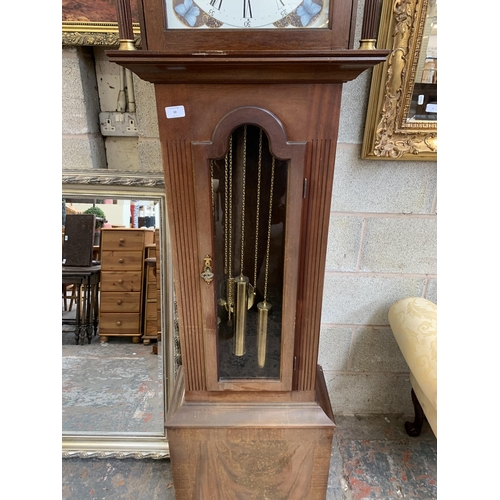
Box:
108, 0, 388, 496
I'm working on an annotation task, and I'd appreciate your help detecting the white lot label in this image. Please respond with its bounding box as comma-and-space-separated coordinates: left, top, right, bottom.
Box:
166, 105, 186, 119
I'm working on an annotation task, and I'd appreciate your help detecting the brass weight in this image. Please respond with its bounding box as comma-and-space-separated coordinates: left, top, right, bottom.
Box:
234, 275, 249, 356
257, 301, 272, 368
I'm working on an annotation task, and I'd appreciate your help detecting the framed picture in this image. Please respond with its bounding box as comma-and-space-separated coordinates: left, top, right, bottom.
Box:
62, 0, 141, 47
362, 0, 437, 161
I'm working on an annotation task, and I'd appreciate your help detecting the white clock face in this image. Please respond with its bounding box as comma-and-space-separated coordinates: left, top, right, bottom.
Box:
198, 1, 302, 27
167, 0, 329, 29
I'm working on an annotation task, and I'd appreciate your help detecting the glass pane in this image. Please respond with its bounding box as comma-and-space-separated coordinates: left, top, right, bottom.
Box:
165, 1, 330, 29
407, 0, 437, 122
211, 125, 288, 380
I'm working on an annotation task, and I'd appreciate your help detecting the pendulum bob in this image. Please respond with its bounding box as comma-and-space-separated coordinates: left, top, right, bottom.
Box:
218, 279, 235, 339
247, 283, 255, 310
234, 275, 250, 356
257, 301, 272, 368
218, 278, 236, 325
218, 277, 254, 342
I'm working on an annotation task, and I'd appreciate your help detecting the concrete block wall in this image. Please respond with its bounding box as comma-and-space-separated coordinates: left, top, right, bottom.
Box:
62, 47, 163, 173
62, 47, 106, 170
320, 0, 437, 416
61, 0, 437, 416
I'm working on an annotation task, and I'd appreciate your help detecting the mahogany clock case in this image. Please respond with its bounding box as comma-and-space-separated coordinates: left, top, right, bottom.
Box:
151, 83, 344, 402
106, 0, 389, 495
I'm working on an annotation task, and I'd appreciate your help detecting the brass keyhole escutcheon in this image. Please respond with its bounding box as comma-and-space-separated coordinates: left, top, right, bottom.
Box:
200, 255, 214, 284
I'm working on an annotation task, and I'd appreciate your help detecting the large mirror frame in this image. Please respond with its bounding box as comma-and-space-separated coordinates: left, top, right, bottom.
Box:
62, 169, 174, 458
362, 0, 437, 160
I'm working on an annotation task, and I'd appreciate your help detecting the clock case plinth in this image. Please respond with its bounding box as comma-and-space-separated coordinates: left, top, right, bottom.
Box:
108, 2, 388, 496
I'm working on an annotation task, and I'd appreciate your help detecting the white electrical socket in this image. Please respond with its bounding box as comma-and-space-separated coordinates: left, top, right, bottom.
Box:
102, 117, 116, 132
126, 117, 138, 133
99, 112, 139, 137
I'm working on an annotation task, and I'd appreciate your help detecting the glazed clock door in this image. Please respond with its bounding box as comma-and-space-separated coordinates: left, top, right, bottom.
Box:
193, 107, 306, 392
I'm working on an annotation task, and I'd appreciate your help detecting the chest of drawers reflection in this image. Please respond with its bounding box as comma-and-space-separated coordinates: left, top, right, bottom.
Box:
99, 228, 154, 343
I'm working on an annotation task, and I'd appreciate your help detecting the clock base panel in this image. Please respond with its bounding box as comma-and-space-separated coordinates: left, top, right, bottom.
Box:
166, 366, 335, 499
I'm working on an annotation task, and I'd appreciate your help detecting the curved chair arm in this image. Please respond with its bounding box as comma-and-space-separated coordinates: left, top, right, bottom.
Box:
388, 297, 437, 410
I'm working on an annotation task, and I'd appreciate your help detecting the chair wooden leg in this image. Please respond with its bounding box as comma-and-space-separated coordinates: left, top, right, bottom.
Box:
404, 388, 425, 437
68, 284, 77, 312
62, 284, 68, 311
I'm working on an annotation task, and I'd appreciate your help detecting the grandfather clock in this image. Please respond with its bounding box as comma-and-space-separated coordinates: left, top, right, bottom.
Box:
109, 0, 387, 497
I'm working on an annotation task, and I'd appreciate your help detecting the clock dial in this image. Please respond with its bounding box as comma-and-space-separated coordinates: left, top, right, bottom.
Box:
167, 0, 329, 29
198, 0, 303, 27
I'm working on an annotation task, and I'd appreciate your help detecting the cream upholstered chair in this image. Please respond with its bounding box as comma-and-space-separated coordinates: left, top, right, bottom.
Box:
388, 297, 437, 437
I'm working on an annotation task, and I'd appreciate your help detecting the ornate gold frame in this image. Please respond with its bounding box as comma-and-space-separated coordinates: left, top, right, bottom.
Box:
362, 0, 437, 160
62, 21, 141, 47
62, 170, 174, 458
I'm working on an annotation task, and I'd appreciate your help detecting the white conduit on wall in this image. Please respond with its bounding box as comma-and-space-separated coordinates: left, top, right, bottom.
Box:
125, 68, 136, 113
117, 66, 127, 112
116, 67, 135, 113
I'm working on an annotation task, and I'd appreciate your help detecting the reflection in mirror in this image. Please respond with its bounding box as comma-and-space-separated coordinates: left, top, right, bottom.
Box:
62, 196, 163, 435
408, 0, 437, 122
62, 170, 174, 458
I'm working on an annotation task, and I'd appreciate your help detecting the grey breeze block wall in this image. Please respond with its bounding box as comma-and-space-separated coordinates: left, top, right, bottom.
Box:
61, 1, 437, 417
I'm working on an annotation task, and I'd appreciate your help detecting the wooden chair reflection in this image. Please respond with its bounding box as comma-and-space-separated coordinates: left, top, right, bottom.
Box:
62, 284, 78, 312
62, 226, 78, 312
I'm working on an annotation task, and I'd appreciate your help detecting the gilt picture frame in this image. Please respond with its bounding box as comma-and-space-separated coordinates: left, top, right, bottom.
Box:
362, 0, 437, 161
62, 0, 141, 47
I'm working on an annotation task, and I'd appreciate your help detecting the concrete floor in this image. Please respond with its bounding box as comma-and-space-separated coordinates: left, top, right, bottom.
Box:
62, 414, 437, 499
62, 325, 164, 435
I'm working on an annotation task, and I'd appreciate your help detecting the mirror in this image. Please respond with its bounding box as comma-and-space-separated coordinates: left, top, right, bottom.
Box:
62, 170, 176, 458
362, 0, 437, 160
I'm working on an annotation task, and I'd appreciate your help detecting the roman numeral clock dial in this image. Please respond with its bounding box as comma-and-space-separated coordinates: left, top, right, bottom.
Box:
168, 0, 328, 29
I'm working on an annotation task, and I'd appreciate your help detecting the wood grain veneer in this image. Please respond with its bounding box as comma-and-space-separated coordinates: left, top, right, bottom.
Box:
167, 366, 334, 499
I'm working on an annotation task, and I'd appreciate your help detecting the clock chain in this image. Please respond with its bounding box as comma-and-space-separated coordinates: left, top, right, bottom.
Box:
234, 125, 250, 356
226, 135, 235, 327
253, 128, 263, 291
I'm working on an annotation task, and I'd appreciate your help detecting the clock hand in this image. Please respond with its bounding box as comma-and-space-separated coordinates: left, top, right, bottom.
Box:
243, 0, 253, 18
